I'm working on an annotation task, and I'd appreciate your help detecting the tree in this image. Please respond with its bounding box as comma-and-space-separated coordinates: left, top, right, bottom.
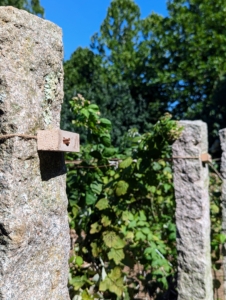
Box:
62, 46, 154, 145
147, 0, 226, 139
0, 0, 44, 17
62, 0, 226, 145
62, 47, 106, 143
62, 0, 163, 145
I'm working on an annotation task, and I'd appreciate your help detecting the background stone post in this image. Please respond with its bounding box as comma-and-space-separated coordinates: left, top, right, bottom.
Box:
0, 7, 69, 299
219, 128, 226, 299
173, 121, 213, 300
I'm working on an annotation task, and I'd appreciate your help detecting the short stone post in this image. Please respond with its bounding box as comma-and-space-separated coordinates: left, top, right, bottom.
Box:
173, 121, 213, 300
0, 7, 69, 299
219, 128, 226, 299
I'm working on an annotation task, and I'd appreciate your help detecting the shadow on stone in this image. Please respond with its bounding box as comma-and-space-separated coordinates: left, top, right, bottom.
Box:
38, 151, 66, 181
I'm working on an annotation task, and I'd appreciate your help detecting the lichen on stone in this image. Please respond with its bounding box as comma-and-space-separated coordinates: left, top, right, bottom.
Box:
42, 72, 58, 126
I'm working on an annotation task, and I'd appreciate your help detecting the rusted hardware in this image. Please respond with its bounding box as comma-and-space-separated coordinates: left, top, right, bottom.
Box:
63, 138, 70, 146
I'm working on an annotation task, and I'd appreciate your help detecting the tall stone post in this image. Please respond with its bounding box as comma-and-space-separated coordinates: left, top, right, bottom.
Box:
0, 7, 70, 299
219, 128, 226, 299
173, 121, 213, 300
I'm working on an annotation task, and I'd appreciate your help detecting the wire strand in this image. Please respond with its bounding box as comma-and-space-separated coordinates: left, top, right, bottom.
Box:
66, 158, 225, 182
208, 162, 224, 181
1, 134, 224, 181
0, 134, 37, 140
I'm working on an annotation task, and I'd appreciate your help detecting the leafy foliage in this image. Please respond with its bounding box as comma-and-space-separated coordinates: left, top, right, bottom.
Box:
0, 0, 44, 16
61, 0, 226, 296
62, 0, 226, 146
154, 0, 226, 139
210, 171, 225, 261
67, 95, 182, 299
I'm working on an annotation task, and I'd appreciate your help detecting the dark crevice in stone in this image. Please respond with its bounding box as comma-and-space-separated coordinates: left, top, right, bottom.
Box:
0, 223, 9, 237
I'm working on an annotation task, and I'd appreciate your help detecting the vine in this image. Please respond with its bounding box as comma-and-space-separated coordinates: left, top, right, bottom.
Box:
66, 94, 182, 299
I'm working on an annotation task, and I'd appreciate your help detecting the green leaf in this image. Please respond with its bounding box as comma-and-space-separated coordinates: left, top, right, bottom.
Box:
80, 108, 89, 118
88, 104, 99, 112
216, 234, 226, 244
81, 289, 94, 300
163, 166, 171, 173
100, 118, 112, 130
122, 211, 134, 221
135, 231, 146, 241
149, 186, 156, 193
115, 180, 129, 196
72, 207, 79, 218
109, 266, 121, 280
108, 248, 125, 264
69, 198, 77, 206
136, 158, 142, 170
96, 198, 109, 210
139, 210, 147, 221
103, 231, 126, 249
211, 204, 220, 214
102, 176, 109, 184
128, 220, 137, 228
75, 256, 83, 266
141, 227, 151, 235
102, 147, 117, 157
119, 157, 133, 169
99, 267, 124, 297
70, 275, 87, 290
144, 247, 153, 256
100, 134, 111, 147
169, 232, 176, 241
90, 222, 102, 234
90, 182, 102, 195
137, 220, 147, 227
152, 162, 161, 171
101, 215, 111, 227
151, 259, 165, 268
125, 231, 134, 240
85, 191, 97, 205
163, 183, 171, 192
91, 242, 99, 257
108, 170, 115, 177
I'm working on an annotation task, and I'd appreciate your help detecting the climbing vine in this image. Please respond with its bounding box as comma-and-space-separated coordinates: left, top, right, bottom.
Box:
66, 94, 183, 299
66, 94, 225, 299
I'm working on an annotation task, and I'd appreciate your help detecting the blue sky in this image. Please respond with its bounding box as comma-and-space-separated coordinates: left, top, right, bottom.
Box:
40, 1, 168, 61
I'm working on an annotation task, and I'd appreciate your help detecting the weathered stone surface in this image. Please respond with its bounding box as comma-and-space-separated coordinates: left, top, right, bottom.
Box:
173, 121, 213, 300
37, 129, 80, 152
219, 128, 226, 298
0, 7, 69, 299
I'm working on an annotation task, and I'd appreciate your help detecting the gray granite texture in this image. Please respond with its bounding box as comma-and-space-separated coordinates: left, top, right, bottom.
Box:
0, 7, 70, 299
173, 121, 213, 300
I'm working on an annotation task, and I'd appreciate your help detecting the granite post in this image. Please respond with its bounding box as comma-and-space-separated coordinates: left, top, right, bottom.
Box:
0, 7, 69, 299
219, 128, 226, 299
173, 121, 213, 300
